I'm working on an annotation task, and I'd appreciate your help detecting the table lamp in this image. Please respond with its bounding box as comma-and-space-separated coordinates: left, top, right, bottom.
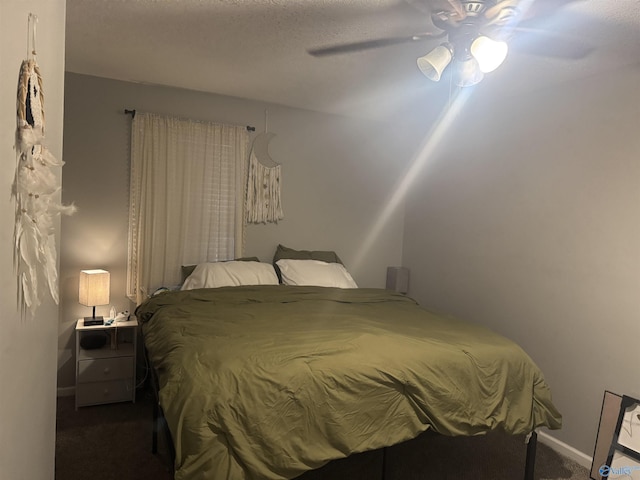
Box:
79, 269, 110, 326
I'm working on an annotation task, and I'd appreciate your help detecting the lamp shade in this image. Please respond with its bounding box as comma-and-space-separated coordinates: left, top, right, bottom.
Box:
455, 57, 485, 87
79, 269, 110, 307
417, 43, 453, 82
470, 35, 508, 73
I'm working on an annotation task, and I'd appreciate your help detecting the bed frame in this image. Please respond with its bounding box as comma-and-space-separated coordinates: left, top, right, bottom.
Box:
146, 343, 176, 472
144, 342, 539, 480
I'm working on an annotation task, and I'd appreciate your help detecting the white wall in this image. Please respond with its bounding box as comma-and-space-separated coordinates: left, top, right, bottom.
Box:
402, 67, 640, 456
0, 1, 66, 479
58, 73, 409, 389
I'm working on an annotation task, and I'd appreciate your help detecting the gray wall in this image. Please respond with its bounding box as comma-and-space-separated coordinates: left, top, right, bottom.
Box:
0, 1, 66, 479
58, 73, 408, 389
402, 67, 640, 456
59, 43, 639, 462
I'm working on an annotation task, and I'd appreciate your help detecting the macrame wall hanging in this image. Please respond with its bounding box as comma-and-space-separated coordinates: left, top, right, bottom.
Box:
13, 13, 76, 315
245, 110, 284, 224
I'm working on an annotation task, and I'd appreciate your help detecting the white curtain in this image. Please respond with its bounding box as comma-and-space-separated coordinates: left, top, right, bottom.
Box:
127, 112, 249, 304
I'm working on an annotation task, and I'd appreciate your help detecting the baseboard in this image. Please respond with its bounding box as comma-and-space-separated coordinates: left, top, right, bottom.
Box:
57, 386, 75, 397
537, 430, 592, 469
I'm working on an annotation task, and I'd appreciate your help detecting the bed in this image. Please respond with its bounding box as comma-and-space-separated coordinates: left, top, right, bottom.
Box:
136, 252, 562, 480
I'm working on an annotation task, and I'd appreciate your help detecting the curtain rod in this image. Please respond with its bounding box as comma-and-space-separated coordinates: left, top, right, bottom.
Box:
123, 109, 255, 132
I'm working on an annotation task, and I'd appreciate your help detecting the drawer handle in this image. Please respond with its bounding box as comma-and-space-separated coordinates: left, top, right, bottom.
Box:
103, 389, 110, 397
103, 367, 110, 375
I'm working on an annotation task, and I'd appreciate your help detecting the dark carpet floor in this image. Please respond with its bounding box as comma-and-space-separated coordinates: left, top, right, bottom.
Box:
55, 389, 590, 480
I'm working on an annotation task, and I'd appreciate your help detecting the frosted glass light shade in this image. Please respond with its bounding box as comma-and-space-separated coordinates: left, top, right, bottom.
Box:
79, 269, 110, 307
417, 44, 453, 81
455, 58, 485, 87
470, 35, 508, 73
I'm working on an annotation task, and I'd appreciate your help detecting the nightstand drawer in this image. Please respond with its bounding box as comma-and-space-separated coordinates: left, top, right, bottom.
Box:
75, 317, 138, 409
76, 380, 133, 406
78, 357, 134, 383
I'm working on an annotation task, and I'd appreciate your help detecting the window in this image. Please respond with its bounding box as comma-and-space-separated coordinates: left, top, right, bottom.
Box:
127, 112, 248, 304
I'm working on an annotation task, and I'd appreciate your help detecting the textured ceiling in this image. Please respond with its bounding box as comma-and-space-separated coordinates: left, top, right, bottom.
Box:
65, 0, 640, 119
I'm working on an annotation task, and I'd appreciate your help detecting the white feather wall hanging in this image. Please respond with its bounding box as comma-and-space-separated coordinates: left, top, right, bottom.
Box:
245, 110, 284, 224
13, 14, 76, 315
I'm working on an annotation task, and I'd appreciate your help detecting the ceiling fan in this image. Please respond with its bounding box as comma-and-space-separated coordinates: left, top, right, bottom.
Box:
308, 0, 593, 87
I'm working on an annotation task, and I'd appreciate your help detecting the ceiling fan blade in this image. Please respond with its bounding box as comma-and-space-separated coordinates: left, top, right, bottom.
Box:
308, 32, 444, 57
443, 0, 466, 19
510, 27, 595, 59
485, 0, 584, 22
484, 0, 519, 22
405, 0, 466, 19
480, 0, 595, 60
521, 0, 586, 21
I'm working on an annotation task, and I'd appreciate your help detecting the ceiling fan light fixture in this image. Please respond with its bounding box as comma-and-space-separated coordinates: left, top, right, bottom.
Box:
454, 57, 484, 87
470, 35, 508, 73
417, 43, 454, 82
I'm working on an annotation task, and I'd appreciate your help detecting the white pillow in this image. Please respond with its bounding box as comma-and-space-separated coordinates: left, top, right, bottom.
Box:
276, 259, 358, 288
181, 261, 279, 290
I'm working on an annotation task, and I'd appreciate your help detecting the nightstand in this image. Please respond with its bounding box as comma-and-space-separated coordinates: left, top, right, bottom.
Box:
75, 317, 138, 409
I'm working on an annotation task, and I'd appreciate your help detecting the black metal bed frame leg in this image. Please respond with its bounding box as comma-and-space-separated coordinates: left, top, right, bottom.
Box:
524, 431, 537, 480
145, 342, 176, 472
152, 397, 159, 454
381, 446, 387, 480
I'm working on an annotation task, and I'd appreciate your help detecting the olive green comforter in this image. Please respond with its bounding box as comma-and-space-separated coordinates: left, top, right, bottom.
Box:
137, 286, 561, 480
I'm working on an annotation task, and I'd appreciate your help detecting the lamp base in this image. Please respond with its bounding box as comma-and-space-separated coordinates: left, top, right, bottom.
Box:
83, 316, 104, 326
